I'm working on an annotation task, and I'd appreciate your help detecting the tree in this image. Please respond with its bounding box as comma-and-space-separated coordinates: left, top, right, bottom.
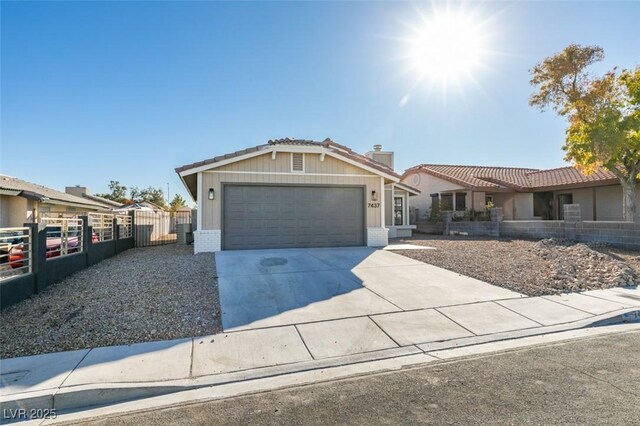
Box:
169, 194, 187, 212
129, 186, 167, 208
529, 44, 640, 221
96, 180, 128, 203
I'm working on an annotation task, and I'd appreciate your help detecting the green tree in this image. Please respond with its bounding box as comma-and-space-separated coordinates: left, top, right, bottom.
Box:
529, 44, 640, 221
130, 186, 167, 208
96, 180, 128, 203
169, 194, 187, 212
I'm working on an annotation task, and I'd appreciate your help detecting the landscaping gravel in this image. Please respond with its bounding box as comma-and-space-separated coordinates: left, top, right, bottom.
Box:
0, 244, 220, 359
396, 235, 639, 297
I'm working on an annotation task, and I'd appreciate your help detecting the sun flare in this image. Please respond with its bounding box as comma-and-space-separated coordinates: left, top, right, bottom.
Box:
401, 5, 493, 96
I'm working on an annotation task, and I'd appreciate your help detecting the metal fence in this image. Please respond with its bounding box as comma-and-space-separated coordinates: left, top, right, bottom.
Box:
134, 210, 192, 247
40, 217, 84, 258
117, 214, 133, 239
88, 213, 114, 242
0, 227, 32, 281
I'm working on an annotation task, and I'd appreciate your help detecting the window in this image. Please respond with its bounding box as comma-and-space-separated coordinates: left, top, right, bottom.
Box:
455, 193, 466, 211
291, 153, 304, 172
394, 197, 404, 226
485, 195, 494, 205
440, 194, 453, 210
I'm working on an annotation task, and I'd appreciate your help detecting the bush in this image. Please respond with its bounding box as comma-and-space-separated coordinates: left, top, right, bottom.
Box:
427, 201, 443, 223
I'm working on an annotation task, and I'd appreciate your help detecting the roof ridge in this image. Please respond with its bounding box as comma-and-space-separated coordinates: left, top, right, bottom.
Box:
526, 165, 583, 175
414, 164, 540, 171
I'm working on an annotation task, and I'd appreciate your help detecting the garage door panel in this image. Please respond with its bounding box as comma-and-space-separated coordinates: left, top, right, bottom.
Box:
223, 185, 364, 250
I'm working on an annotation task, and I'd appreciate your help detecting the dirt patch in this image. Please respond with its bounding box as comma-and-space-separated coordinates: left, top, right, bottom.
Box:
395, 235, 639, 297
1, 244, 221, 359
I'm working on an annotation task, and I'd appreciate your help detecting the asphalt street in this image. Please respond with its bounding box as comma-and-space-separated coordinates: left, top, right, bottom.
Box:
79, 330, 640, 425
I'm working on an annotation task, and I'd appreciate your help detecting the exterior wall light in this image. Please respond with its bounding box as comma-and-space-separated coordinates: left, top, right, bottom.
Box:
208, 188, 215, 200
371, 190, 378, 201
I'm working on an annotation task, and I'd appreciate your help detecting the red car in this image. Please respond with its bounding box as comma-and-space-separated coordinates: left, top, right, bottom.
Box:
8, 230, 99, 268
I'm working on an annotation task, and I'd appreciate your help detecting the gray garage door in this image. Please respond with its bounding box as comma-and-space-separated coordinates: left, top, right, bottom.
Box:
223, 185, 365, 250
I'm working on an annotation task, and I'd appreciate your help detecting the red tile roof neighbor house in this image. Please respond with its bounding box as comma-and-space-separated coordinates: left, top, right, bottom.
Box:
526, 167, 618, 190
404, 164, 620, 191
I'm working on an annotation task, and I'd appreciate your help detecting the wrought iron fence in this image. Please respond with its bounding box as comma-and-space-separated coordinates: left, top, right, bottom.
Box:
88, 213, 114, 242
40, 218, 84, 258
0, 227, 32, 281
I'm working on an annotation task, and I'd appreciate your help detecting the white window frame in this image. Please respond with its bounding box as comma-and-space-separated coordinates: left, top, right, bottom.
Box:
291, 153, 305, 173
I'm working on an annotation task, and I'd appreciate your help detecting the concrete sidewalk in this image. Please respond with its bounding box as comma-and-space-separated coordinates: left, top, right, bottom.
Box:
2, 285, 639, 418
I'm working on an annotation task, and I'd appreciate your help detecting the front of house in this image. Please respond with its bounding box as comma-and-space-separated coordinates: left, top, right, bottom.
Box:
402, 164, 635, 222
176, 138, 419, 253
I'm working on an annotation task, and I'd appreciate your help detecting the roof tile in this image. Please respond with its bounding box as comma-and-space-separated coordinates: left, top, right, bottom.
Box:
404, 164, 620, 191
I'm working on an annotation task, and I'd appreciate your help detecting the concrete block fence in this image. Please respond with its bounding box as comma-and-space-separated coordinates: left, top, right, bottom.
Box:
1, 214, 135, 310
437, 204, 640, 250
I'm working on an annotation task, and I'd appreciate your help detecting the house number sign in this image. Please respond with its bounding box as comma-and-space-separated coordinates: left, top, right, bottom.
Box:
367, 203, 380, 208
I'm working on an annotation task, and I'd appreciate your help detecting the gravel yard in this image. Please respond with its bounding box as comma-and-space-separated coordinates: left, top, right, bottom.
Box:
1, 244, 220, 359
396, 235, 639, 296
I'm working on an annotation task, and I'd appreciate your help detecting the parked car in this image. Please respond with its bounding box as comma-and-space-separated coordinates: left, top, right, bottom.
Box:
1, 231, 24, 266
7, 228, 99, 268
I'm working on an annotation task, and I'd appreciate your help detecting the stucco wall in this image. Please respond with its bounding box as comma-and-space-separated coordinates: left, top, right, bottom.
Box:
472, 191, 486, 211
554, 187, 594, 220
594, 185, 624, 221
513, 193, 534, 220
200, 152, 384, 230
402, 172, 466, 220
550, 185, 640, 222
0, 195, 29, 227
492, 193, 514, 220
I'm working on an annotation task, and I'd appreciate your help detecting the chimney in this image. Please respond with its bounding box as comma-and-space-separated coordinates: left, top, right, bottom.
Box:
365, 144, 394, 170
65, 186, 89, 197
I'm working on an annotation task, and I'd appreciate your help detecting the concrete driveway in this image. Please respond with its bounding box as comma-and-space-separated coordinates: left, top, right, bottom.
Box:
216, 247, 524, 331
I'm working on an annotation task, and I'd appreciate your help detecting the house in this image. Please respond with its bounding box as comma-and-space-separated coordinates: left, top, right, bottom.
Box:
402, 164, 633, 221
0, 175, 106, 227
113, 201, 166, 212
175, 138, 420, 252
65, 185, 122, 210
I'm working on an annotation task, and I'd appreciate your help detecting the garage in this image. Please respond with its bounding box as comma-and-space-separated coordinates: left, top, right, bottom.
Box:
223, 185, 364, 250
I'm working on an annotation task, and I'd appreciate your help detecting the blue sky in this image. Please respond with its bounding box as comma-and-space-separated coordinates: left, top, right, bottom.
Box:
2, 1, 639, 203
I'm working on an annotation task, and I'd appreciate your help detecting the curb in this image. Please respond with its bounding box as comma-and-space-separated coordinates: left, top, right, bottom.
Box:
1, 308, 639, 424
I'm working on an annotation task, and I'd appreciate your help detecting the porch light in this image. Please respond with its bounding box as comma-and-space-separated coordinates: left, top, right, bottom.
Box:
371, 190, 378, 201
208, 188, 215, 200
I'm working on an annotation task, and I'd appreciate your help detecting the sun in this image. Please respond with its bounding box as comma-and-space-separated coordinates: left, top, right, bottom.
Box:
401, 5, 492, 94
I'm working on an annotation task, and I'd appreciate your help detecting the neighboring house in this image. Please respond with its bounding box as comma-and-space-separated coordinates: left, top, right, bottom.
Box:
176, 138, 420, 253
402, 164, 632, 221
65, 185, 122, 210
0, 175, 106, 228
113, 201, 166, 212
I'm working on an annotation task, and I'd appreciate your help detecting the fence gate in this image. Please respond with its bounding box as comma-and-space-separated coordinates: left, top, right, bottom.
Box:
134, 210, 192, 247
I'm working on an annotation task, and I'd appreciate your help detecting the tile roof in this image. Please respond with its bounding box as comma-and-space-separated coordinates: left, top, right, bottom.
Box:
404, 165, 539, 190
176, 138, 400, 179
526, 167, 618, 189
404, 164, 621, 191
0, 175, 106, 209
